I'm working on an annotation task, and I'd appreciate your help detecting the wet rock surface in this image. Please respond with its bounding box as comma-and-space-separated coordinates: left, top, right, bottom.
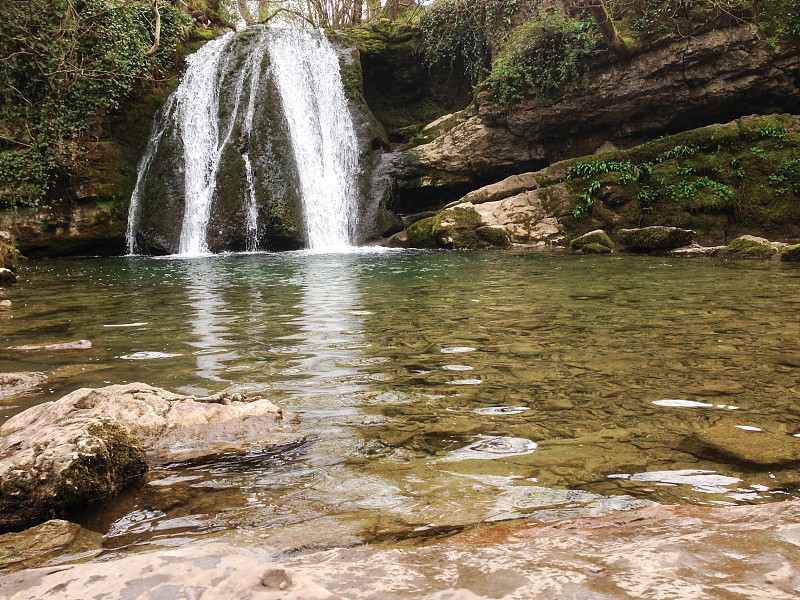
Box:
0, 543, 337, 600
0, 372, 47, 400
0, 520, 101, 573
281, 501, 800, 599
4, 502, 799, 599
0, 384, 302, 530
683, 417, 800, 467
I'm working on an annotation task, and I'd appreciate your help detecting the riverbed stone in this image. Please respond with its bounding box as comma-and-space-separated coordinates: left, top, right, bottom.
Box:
0, 543, 338, 600
0, 268, 15, 286
618, 227, 694, 251
570, 229, 613, 251
781, 244, 800, 262
682, 418, 800, 467
6, 339, 92, 351
0, 520, 102, 573
719, 235, 780, 259
0, 383, 303, 530
0, 372, 47, 400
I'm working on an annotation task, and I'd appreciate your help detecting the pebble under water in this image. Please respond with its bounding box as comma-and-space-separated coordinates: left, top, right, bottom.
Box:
1, 250, 799, 559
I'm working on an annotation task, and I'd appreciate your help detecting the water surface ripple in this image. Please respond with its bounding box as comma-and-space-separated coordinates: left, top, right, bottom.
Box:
1, 251, 799, 557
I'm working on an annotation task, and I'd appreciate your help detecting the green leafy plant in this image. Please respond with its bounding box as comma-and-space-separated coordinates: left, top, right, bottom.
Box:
485, 8, 596, 105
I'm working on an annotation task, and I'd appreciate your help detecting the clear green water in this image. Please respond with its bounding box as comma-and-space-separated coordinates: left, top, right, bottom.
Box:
2, 250, 800, 557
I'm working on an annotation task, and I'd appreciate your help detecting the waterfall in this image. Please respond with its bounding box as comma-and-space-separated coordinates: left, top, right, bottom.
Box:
127, 27, 362, 255
267, 29, 360, 251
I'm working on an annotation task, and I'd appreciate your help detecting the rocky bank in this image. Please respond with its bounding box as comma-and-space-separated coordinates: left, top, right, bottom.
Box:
1, 500, 798, 599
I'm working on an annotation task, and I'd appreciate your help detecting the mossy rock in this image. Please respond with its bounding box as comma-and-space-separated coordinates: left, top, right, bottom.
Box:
476, 226, 510, 247
719, 235, 777, 259
406, 205, 482, 249
570, 229, 613, 251
618, 227, 694, 251
781, 244, 800, 262
0, 231, 19, 272
581, 243, 612, 254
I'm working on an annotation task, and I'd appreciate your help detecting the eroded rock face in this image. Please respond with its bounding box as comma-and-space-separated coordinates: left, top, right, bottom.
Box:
0, 384, 302, 530
0, 543, 337, 600
396, 25, 800, 205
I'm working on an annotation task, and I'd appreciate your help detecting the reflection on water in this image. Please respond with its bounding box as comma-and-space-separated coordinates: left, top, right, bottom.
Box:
1, 251, 800, 558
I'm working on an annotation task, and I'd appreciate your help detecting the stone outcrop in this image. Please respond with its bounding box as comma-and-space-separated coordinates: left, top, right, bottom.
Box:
782, 244, 800, 262
396, 25, 800, 206
392, 114, 800, 251
0, 383, 302, 530
570, 229, 614, 251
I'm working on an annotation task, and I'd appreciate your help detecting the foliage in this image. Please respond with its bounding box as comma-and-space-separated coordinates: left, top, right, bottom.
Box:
420, 0, 534, 85
0, 0, 192, 209
485, 8, 595, 105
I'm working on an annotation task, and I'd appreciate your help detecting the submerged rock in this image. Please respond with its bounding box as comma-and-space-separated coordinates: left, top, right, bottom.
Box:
581, 243, 612, 255
618, 227, 694, 251
682, 418, 800, 467
0, 543, 336, 600
6, 340, 92, 351
0, 372, 47, 400
0, 520, 102, 573
0, 384, 302, 530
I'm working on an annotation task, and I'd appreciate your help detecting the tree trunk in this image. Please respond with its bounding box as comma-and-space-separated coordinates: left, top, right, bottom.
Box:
584, 1, 635, 58
237, 0, 255, 25
144, 0, 161, 56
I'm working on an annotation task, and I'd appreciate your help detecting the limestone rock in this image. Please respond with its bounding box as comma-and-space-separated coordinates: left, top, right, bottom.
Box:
719, 235, 784, 259
683, 418, 800, 467
781, 244, 800, 262
570, 230, 613, 251
396, 25, 800, 202
0, 543, 338, 600
0, 384, 302, 530
0, 520, 102, 573
0, 372, 47, 400
618, 227, 694, 251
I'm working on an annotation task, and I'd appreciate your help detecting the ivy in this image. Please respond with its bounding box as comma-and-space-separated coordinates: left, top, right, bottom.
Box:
485, 9, 595, 105
0, 0, 192, 209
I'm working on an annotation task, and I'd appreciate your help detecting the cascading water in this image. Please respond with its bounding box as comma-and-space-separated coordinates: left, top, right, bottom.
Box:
267, 29, 360, 250
126, 26, 363, 255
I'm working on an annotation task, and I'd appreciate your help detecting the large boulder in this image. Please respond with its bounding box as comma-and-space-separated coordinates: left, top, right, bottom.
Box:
570, 230, 613, 251
782, 244, 800, 262
0, 383, 302, 530
618, 227, 694, 251
719, 235, 784, 259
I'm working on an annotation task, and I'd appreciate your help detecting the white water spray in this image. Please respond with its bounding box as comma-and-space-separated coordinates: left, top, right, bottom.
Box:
267, 29, 360, 251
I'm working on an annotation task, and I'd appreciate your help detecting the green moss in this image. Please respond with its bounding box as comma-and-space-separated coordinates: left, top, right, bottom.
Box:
781, 244, 800, 262
570, 229, 613, 250
407, 206, 482, 249
720, 235, 777, 259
